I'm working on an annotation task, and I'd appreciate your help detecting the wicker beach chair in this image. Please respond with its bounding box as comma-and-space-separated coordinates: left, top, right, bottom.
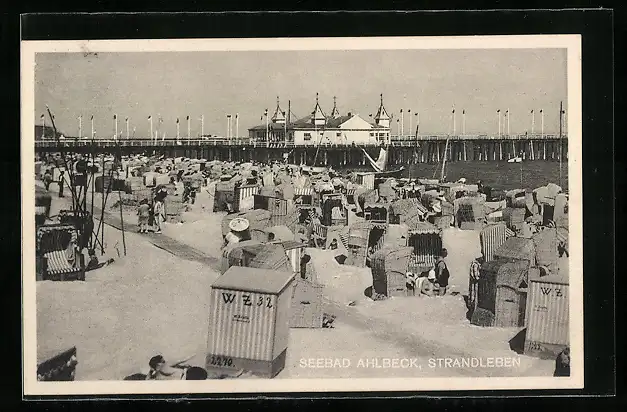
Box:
36, 224, 86, 281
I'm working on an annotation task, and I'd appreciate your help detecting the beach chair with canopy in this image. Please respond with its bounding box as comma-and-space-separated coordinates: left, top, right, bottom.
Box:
407, 222, 442, 275
36, 223, 85, 281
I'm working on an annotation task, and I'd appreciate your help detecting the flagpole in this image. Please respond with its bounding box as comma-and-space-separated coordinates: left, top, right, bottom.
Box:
79, 115, 82, 139
497, 110, 501, 136
531, 110, 535, 134
126, 117, 129, 139
400, 109, 404, 136
452, 107, 456, 135
149, 116, 153, 143
114, 114, 118, 141
236, 113, 239, 139
408, 109, 412, 138
507, 108, 510, 136
187, 116, 191, 140
559, 101, 564, 188
540, 109, 544, 138
41, 114, 45, 139
201, 115, 204, 138
462, 109, 466, 135
265, 110, 269, 142
176, 118, 180, 140
91, 115, 94, 141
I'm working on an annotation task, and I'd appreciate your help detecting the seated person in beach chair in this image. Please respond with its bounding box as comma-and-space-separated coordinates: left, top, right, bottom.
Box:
554, 347, 570, 377
405, 271, 417, 294
85, 248, 114, 272
416, 270, 437, 297
37, 224, 85, 281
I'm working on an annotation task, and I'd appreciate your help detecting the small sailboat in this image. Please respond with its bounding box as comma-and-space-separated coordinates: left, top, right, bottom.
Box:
361, 144, 405, 178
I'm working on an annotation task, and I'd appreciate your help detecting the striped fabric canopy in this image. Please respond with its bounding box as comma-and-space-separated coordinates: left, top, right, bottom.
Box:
294, 187, 314, 196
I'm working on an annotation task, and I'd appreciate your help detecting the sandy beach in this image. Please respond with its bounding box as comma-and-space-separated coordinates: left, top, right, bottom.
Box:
35, 179, 559, 380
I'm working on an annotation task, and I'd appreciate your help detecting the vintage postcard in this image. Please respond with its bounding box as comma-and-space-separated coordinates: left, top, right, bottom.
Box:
22, 35, 583, 395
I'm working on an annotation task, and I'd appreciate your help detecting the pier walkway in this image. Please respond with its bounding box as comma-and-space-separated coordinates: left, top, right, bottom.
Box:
35, 133, 568, 167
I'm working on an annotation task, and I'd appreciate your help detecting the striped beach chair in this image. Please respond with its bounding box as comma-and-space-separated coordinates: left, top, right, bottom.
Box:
480, 224, 508, 263
311, 223, 329, 248
36, 224, 86, 281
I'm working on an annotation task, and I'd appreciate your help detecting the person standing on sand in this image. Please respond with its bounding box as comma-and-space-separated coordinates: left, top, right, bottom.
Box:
43, 168, 53, 191
58, 169, 65, 198
435, 248, 451, 296
468, 256, 482, 311
137, 199, 150, 233
153, 198, 165, 234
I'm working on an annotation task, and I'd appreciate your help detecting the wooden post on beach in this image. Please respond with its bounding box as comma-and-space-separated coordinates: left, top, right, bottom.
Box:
559, 101, 564, 188
100, 154, 105, 255
117, 187, 127, 256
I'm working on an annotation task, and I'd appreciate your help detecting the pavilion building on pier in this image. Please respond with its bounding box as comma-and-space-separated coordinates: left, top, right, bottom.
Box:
248, 94, 391, 146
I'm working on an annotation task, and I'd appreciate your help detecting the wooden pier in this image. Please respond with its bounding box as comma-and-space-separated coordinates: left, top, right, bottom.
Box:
34, 133, 568, 166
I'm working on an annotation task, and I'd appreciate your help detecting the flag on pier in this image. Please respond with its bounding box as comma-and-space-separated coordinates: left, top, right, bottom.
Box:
176, 118, 179, 123
148, 115, 152, 120
114, 114, 117, 119
91, 115, 94, 120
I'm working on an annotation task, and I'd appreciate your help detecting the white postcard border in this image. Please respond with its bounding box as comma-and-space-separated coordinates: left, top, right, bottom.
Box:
21, 34, 583, 395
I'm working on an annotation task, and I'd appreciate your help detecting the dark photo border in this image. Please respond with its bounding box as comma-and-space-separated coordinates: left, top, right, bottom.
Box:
7, 8, 616, 408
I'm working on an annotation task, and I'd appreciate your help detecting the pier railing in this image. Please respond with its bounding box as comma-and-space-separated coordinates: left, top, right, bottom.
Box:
34, 133, 566, 150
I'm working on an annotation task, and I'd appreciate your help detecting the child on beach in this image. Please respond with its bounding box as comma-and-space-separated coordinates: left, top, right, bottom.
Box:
137, 199, 150, 233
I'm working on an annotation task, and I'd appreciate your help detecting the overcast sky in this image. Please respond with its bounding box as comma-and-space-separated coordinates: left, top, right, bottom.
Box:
34, 48, 567, 138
